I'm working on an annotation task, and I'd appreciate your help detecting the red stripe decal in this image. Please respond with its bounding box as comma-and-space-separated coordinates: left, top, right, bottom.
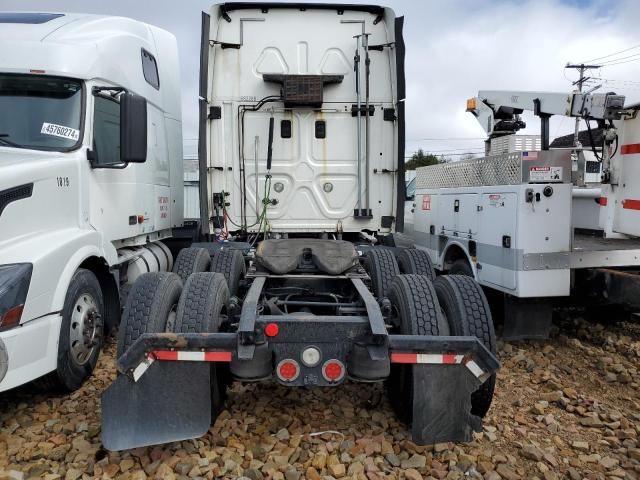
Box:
623, 199, 640, 210
621, 144, 640, 155
204, 351, 232, 362
442, 353, 457, 364
599, 197, 608, 206
390, 353, 417, 364
153, 350, 178, 360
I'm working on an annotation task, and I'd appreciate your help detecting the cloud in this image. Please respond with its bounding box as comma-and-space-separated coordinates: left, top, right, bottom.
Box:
3, 0, 638, 158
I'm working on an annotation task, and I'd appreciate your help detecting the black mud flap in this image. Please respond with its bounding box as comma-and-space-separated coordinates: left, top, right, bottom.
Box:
101, 362, 211, 451
411, 364, 482, 444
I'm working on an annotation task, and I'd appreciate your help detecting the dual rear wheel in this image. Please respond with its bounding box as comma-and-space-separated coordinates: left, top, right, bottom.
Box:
365, 248, 496, 420
118, 247, 245, 415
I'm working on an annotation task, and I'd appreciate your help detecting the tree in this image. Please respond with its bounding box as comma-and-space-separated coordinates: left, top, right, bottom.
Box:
405, 149, 445, 170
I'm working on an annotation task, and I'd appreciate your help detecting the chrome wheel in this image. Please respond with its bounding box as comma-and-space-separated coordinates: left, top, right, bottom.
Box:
69, 293, 102, 365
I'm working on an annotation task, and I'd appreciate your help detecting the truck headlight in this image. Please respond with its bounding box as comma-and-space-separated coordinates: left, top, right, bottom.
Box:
0, 264, 32, 331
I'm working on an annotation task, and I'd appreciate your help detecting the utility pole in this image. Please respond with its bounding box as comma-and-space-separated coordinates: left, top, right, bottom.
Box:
565, 63, 601, 146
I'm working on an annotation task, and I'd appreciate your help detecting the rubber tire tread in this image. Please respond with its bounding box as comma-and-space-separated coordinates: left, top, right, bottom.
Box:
172, 248, 211, 283
210, 249, 245, 297
386, 274, 448, 424
174, 272, 230, 414
434, 274, 496, 417
35, 269, 104, 392
397, 248, 436, 281
365, 249, 400, 300
117, 272, 182, 358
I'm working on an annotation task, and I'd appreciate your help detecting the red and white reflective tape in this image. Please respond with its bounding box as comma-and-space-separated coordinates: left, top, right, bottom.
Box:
132, 350, 232, 382
152, 350, 232, 362
390, 352, 486, 379
390, 353, 464, 364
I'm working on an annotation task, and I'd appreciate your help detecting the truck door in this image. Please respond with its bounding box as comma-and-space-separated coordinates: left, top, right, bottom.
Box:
477, 193, 517, 290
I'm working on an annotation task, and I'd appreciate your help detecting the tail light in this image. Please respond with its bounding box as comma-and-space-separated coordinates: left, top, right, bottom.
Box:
322, 359, 345, 383
276, 359, 300, 382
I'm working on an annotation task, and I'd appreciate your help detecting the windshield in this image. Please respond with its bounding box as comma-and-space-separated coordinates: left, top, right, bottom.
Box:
406, 176, 416, 198
0, 74, 83, 151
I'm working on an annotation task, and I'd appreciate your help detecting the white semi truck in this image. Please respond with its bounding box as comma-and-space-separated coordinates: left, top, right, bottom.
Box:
409, 89, 640, 339
0, 13, 183, 392
101, 3, 499, 451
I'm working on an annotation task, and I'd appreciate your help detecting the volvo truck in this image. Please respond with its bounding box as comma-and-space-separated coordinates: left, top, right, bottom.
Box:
0, 12, 183, 392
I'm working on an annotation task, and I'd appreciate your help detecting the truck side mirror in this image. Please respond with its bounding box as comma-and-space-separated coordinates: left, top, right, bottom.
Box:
120, 92, 147, 163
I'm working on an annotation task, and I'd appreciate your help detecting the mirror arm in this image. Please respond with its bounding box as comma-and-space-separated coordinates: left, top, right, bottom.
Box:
86, 148, 128, 169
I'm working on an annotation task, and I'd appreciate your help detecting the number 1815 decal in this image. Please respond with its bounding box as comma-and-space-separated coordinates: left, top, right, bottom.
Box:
57, 177, 70, 187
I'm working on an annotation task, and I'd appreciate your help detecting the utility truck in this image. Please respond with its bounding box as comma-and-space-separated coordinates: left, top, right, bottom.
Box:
101, 3, 499, 451
0, 13, 183, 392
409, 89, 640, 339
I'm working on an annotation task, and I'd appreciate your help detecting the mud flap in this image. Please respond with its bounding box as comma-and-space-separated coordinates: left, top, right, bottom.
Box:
101, 362, 211, 451
411, 364, 482, 444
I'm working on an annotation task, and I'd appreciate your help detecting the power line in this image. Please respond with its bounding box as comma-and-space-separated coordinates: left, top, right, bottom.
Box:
600, 56, 640, 67
582, 44, 640, 64
598, 53, 640, 66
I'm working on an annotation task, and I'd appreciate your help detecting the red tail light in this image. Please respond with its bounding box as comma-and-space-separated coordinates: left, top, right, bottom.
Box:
322, 359, 345, 383
276, 359, 300, 382
264, 323, 279, 337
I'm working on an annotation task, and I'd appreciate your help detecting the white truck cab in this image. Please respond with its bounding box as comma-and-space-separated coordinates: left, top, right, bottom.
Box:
0, 12, 183, 391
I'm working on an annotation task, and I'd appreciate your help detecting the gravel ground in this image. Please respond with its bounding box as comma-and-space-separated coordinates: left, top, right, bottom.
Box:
1, 316, 639, 480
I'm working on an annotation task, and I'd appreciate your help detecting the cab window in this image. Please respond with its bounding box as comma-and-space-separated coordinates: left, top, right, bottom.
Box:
93, 96, 120, 165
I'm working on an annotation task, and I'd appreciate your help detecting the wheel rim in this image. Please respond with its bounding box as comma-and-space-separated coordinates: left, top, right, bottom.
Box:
69, 293, 102, 365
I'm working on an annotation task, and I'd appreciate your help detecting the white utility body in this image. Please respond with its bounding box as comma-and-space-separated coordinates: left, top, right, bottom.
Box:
409, 89, 640, 338
0, 12, 183, 391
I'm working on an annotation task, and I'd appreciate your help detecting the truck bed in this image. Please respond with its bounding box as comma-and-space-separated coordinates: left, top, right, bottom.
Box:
571, 233, 640, 269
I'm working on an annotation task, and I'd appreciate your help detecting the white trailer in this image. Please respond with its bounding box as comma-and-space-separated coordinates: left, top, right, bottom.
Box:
409, 89, 640, 338
0, 13, 183, 391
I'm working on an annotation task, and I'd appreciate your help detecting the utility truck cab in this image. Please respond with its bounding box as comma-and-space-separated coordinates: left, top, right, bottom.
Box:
0, 13, 183, 391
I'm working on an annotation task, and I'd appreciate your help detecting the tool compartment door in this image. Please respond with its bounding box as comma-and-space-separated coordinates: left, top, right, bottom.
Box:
436, 193, 478, 236
477, 193, 517, 290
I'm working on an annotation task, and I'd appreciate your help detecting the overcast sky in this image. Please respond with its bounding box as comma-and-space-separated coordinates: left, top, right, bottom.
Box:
4, 0, 640, 158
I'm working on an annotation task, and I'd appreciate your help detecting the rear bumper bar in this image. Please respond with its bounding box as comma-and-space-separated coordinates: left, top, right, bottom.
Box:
116, 331, 499, 384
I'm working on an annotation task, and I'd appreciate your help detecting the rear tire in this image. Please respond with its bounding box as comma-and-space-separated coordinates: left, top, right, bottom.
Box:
36, 269, 104, 392
398, 248, 436, 281
117, 272, 182, 357
434, 275, 496, 417
174, 272, 231, 415
210, 249, 245, 297
172, 248, 211, 283
386, 274, 449, 423
365, 249, 399, 300
448, 259, 473, 277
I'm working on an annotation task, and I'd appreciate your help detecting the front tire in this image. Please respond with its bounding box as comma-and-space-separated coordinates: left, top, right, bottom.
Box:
37, 269, 104, 392
434, 275, 496, 417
